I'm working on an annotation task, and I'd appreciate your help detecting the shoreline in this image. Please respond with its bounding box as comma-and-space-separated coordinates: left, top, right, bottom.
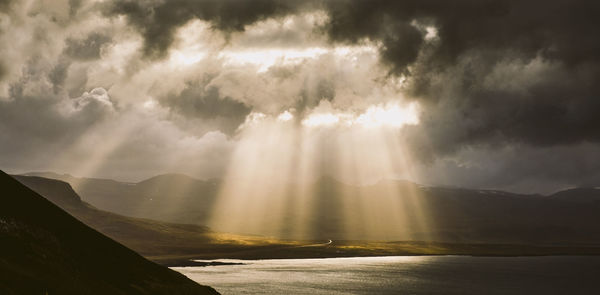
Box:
156, 242, 600, 267
164, 253, 600, 267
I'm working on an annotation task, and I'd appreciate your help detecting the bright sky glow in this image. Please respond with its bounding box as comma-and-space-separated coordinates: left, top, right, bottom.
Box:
219, 48, 327, 72
277, 110, 294, 122
301, 113, 341, 127
168, 45, 378, 70
299, 102, 419, 129
219, 45, 376, 72
354, 103, 419, 128
424, 26, 438, 40
142, 100, 157, 109
170, 49, 207, 66
238, 102, 419, 131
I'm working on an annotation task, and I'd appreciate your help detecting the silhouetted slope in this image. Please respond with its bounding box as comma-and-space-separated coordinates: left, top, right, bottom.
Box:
419, 186, 600, 244
549, 188, 600, 203
13, 175, 214, 258
0, 171, 218, 295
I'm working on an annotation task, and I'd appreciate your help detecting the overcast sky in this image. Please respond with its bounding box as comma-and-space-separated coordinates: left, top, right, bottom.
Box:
1, 0, 599, 194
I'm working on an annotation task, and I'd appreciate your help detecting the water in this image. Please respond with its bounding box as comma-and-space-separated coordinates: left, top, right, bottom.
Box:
173, 256, 600, 294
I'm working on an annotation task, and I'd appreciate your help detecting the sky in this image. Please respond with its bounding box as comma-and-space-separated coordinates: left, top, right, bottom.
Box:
1, 0, 599, 194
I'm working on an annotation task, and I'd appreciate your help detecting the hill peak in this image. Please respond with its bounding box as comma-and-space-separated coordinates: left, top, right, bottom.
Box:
13, 175, 82, 207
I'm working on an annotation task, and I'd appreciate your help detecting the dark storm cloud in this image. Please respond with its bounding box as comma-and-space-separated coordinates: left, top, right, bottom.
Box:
0, 0, 13, 13
324, 0, 600, 70
63, 32, 112, 61
325, 3, 425, 74
68, 0, 83, 17
418, 143, 600, 194
319, 0, 600, 155
48, 57, 71, 94
159, 79, 251, 134
0, 62, 6, 81
104, 0, 313, 58
409, 59, 600, 155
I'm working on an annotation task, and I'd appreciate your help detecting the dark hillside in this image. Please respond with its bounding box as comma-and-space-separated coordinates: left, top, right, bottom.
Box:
0, 171, 218, 295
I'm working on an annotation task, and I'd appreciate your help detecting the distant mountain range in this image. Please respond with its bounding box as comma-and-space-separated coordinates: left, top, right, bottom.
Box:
0, 170, 218, 295
21, 172, 218, 227
21, 171, 600, 244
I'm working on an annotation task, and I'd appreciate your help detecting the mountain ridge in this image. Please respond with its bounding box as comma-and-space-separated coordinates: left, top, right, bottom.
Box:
21, 171, 595, 197
18, 171, 600, 243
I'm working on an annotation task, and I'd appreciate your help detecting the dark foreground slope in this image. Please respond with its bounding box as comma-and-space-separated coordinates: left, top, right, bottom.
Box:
0, 171, 218, 295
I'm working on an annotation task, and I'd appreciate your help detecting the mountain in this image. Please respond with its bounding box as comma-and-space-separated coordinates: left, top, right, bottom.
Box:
19, 173, 220, 227
418, 186, 600, 244
12, 175, 219, 259
26, 172, 600, 244
0, 170, 218, 295
549, 187, 600, 203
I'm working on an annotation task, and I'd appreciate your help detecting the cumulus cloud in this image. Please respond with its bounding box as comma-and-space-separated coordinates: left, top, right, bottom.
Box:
158, 79, 251, 135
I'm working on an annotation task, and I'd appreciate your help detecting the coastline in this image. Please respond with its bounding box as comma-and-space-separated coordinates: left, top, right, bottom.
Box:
152, 241, 600, 267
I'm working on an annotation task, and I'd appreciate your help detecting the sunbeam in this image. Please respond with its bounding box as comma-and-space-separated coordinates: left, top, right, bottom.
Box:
208, 101, 429, 240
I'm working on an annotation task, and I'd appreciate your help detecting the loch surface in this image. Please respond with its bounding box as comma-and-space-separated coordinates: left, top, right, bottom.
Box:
173, 256, 600, 294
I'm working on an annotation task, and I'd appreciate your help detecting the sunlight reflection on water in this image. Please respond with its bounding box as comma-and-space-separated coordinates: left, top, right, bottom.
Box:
173, 256, 600, 295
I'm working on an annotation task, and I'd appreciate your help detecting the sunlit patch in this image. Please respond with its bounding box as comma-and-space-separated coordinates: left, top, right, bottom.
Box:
217, 45, 376, 72
300, 102, 420, 129
142, 99, 157, 109
239, 112, 267, 128
167, 44, 377, 70
219, 47, 320, 72
354, 102, 419, 128
277, 110, 294, 122
411, 20, 439, 41
301, 112, 341, 127
424, 26, 438, 40
168, 20, 212, 66
169, 49, 207, 66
